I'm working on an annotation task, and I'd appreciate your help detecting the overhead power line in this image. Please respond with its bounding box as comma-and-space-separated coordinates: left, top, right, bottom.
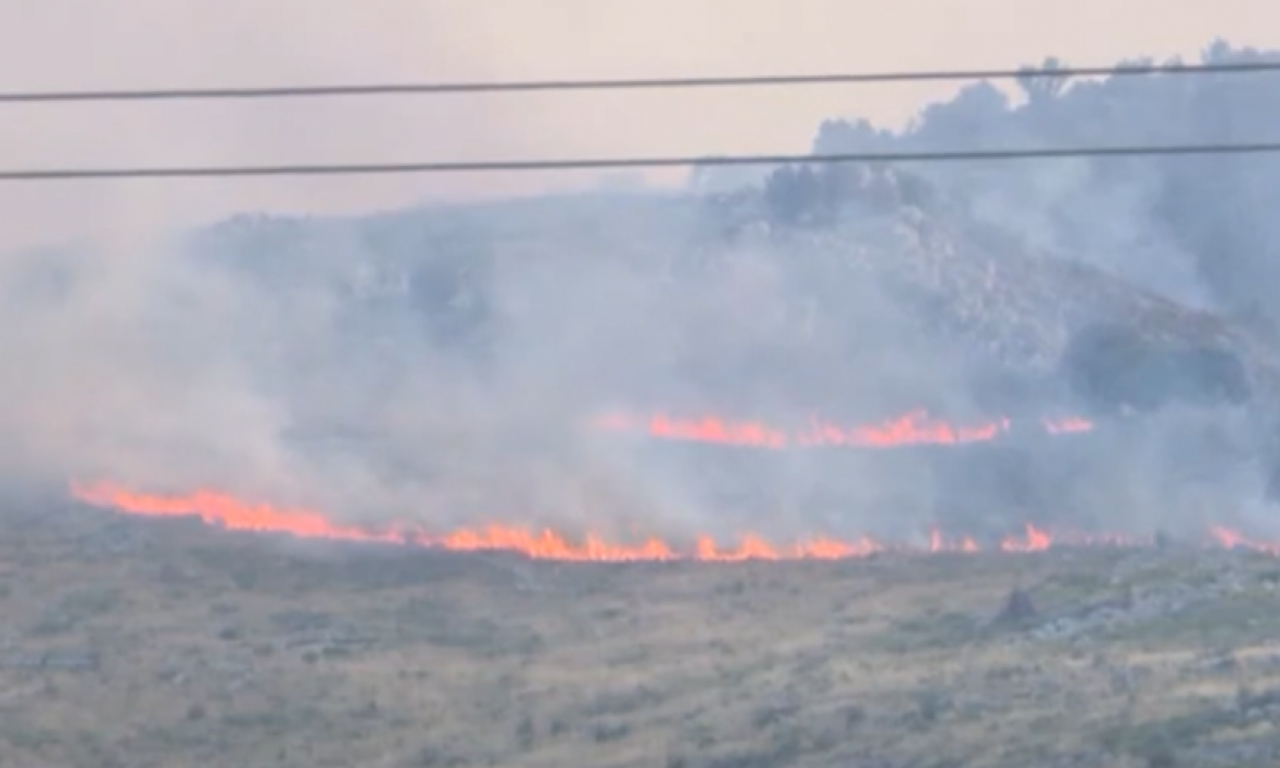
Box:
0, 141, 1276, 182
3, 61, 1279, 104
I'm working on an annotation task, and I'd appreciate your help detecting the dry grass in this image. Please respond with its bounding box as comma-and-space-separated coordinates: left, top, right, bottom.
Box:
3, 506, 1280, 767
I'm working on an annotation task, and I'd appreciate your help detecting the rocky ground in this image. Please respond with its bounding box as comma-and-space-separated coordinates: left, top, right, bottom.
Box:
4, 503, 1280, 767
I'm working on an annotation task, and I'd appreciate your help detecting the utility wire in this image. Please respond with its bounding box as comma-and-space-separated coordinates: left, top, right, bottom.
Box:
0, 141, 1276, 182
2, 61, 1279, 104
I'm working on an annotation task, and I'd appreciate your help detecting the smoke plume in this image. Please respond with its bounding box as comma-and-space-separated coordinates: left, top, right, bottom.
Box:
8, 39, 1280, 545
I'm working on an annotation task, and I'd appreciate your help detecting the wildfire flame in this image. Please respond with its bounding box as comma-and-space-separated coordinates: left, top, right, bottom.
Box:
594, 410, 1093, 449
1209, 526, 1280, 556
69, 481, 1278, 562
63, 407, 1280, 562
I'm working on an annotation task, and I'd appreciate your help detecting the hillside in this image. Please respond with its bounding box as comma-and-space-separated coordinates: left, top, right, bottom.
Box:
166, 161, 1280, 539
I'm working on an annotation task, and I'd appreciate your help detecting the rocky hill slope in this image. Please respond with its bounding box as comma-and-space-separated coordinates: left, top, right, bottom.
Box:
696, 163, 1280, 420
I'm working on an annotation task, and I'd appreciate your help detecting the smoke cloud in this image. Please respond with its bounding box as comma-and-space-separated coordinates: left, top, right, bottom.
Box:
5, 38, 1280, 546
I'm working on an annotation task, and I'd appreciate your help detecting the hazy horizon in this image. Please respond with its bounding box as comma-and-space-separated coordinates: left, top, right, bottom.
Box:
0, 0, 1277, 249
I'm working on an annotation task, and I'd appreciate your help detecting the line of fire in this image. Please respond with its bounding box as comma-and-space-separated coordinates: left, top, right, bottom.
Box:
71, 389, 1280, 561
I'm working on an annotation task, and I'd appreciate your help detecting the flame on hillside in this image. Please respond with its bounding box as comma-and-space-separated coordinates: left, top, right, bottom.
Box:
65, 406, 1280, 562
69, 482, 1278, 562
594, 410, 1093, 449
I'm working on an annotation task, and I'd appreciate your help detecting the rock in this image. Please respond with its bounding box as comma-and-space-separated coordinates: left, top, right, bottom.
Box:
997, 588, 1037, 623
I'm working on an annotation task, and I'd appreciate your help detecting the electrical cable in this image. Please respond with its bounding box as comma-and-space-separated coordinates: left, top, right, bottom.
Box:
0, 141, 1275, 182
1, 61, 1277, 104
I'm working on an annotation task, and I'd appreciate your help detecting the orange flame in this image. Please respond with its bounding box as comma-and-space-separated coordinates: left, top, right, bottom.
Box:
1043, 416, 1094, 435
595, 409, 1092, 449
68, 482, 1278, 562
1210, 526, 1280, 556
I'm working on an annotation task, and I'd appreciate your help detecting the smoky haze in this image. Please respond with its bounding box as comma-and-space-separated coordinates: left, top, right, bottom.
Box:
2, 0, 1277, 249
5, 37, 1280, 547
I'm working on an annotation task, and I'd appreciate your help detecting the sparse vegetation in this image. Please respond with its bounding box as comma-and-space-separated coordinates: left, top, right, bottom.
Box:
1, 508, 1280, 767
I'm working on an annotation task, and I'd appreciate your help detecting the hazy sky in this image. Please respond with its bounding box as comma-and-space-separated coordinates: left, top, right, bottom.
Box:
0, 0, 1276, 248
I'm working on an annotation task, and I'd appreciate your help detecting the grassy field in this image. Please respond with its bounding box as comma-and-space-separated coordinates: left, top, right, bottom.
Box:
3, 505, 1280, 768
